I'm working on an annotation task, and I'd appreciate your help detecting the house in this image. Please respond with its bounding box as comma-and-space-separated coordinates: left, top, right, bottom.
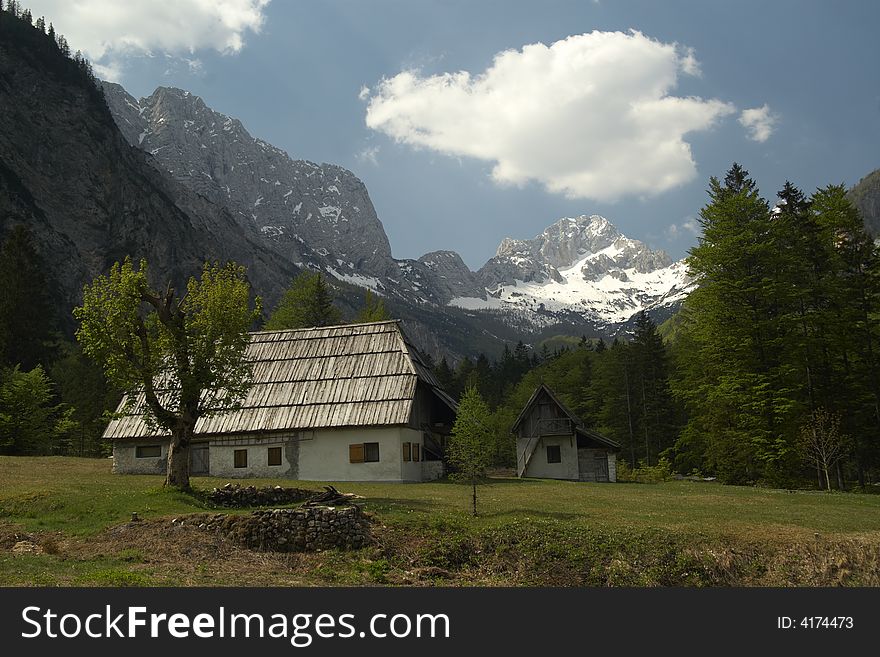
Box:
513, 384, 620, 482
104, 321, 457, 482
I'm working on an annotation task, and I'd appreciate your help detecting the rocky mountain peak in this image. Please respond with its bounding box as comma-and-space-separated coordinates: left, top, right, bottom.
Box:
101, 81, 393, 273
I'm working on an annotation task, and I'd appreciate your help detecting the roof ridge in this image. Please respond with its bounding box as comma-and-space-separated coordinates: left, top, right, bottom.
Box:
249, 320, 400, 336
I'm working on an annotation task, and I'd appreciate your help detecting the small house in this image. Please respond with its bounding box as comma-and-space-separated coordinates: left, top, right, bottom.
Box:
513, 384, 620, 482
105, 321, 457, 482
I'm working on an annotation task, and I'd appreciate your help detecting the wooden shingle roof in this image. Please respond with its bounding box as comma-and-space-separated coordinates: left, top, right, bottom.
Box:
103, 320, 456, 440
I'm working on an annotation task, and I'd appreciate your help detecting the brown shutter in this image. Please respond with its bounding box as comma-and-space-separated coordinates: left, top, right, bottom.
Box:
402, 442, 411, 461
349, 443, 364, 463
413, 444, 420, 462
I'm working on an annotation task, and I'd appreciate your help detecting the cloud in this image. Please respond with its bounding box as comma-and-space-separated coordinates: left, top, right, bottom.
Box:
364, 30, 735, 202
667, 218, 701, 239
738, 104, 779, 142
26, 1, 270, 81
356, 145, 381, 166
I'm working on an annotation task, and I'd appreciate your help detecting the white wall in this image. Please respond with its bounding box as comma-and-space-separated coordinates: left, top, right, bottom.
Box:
297, 426, 409, 482
112, 441, 166, 474
524, 435, 579, 480
399, 428, 424, 482
209, 438, 290, 479
114, 426, 434, 482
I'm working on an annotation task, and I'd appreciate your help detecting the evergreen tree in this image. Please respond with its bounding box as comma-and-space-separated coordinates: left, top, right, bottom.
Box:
355, 289, 390, 323
0, 365, 54, 454
0, 225, 56, 370
631, 311, 677, 465
265, 271, 342, 330
674, 164, 797, 483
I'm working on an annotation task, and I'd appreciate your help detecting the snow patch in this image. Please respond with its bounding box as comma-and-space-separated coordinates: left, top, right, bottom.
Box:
326, 268, 384, 295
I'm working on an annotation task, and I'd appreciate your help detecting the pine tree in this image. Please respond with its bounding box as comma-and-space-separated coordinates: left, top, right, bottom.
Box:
0, 226, 57, 370
355, 289, 390, 323
631, 311, 677, 465
264, 271, 342, 330
675, 164, 796, 483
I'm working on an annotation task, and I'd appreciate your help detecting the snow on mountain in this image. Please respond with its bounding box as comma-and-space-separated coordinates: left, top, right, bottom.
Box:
101, 81, 693, 338
452, 215, 695, 327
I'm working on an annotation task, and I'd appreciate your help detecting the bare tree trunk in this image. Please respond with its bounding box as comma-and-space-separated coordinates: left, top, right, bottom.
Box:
641, 377, 650, 466
623, 363, 635, 467
816, 463, 823, 490
836, 461, 844, 491
471, 478, 477, 517
823, 463, 831, 492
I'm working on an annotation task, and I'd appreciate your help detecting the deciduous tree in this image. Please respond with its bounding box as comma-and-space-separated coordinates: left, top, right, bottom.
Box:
448, 386, 494, 516
75, 258, 261, 489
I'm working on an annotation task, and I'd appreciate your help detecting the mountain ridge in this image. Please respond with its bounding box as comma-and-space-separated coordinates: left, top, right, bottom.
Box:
101, 82, 694, 335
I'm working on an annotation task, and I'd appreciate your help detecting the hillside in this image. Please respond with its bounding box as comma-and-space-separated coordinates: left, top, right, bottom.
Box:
0, 12, 297, 331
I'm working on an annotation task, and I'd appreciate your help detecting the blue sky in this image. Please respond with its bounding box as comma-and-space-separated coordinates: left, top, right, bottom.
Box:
33, 0, 880, 269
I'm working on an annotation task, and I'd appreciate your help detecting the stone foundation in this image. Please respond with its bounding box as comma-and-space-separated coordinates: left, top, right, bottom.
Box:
174, 505, 372, 552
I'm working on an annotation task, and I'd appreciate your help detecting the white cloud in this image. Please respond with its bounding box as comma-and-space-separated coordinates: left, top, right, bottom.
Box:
738, 104, 779, 142
667, 218, 701, 239
26, 1, 270, 81
356, 145, 380, 166
364, 30, 735, 202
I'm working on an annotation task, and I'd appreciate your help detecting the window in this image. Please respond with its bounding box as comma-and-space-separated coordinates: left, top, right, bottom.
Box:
234, 449, 248, 468
364, 442, 380, 462
135, 445, 161, 458
349, 443, 364, 463
402, 442, 412, 462
268, 447, 282, 466
350, 442, 380, 463
412, 443, 420, 462
546, 445, 561, 463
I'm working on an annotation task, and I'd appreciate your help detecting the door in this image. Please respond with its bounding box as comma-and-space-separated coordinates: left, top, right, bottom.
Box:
190, 445, 209, 475
577, 448, 591, 481
594, 454, 609, 482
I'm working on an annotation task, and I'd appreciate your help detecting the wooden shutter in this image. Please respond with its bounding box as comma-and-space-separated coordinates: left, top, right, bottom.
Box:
413, 444, 420, 462
349, 443, 364, 463
268, 447, 282, 466
402, 442, 411, 461
234, 449, 248, 468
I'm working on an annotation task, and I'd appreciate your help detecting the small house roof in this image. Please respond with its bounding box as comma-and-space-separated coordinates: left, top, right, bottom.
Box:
103, 320, 456, 440
512, 383, 621, 450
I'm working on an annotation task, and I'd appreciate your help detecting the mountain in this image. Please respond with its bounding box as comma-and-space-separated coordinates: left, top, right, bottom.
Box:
848, 168, 880, 237
0, 12, 297, 334
101, 83, 693, 342
457, 215, 694, 328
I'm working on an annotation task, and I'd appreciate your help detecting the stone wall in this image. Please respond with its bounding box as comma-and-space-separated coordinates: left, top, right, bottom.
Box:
175, 505, 372, 552
208, 483, 317, 507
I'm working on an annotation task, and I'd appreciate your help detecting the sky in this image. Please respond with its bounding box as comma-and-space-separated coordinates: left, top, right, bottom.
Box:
27, 0, 880, 269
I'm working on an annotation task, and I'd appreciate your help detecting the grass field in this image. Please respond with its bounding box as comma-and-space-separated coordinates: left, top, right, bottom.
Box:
2, 457, 880, 586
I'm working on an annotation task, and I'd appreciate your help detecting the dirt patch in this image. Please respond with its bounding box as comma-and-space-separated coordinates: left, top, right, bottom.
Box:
1, 525, 65, 556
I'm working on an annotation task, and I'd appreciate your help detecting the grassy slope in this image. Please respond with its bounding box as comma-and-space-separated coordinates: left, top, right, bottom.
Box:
2, 457, 880, 586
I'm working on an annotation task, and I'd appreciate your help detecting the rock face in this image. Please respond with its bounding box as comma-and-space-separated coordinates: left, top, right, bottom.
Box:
100, 81, 693, 337
0, 14, 296, 330
848, 168, 880, 238
102, 82, 393, 276
455, 215, 694, 328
